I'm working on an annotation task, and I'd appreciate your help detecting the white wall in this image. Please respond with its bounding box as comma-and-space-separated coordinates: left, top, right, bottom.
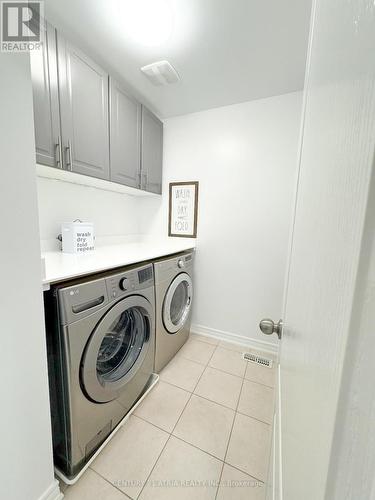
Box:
37, 177, 140, 249
141, 92, 302, 347
36, 92, 302, 349
0, 55, 60, 500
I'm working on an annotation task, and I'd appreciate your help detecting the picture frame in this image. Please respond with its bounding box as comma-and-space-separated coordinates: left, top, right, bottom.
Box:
168, 181, 199, 238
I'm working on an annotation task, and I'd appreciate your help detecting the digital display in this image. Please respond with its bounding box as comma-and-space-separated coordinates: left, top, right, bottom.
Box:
138, 266, 153, 283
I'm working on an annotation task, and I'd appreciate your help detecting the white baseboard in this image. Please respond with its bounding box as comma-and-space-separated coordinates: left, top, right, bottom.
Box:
190, 323, 279, 355
38, 479, 64, 500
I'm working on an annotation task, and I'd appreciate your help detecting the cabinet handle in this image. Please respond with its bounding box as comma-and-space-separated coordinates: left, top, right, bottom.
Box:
137, 172, 142, 189
55, 136, 63, 168
65, 140, 73, 171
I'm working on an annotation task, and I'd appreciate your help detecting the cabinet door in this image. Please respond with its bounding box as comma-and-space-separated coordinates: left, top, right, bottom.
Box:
141, 107, 163, 194
109, 79, 141, 188
30, 21, 61, 168
57, 35, 110, 179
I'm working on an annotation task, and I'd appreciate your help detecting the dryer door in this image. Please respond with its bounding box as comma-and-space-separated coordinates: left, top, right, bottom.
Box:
81, 295, 152, 403
163, 273, 193, 334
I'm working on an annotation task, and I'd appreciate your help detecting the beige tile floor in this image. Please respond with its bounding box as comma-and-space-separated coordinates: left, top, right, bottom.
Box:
61, 334, 277, 500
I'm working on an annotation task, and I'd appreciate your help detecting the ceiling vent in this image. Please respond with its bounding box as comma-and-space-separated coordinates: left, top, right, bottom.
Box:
140, 60, 180, 86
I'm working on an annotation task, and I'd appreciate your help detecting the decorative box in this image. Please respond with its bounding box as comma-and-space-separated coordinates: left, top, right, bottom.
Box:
61, 221, 95, 254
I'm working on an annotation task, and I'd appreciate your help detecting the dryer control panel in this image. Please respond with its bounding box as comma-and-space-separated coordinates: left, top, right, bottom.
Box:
106, 264, 154, 300
154, 251, 194, 283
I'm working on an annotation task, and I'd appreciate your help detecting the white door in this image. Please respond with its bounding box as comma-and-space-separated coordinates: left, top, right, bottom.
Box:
268, 1, 375, 499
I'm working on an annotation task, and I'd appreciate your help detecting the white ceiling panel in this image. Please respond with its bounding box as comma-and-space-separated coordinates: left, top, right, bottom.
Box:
44, 0, 311, 117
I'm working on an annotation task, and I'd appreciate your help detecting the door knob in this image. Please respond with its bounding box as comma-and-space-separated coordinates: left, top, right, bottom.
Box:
259, 318, 283, 339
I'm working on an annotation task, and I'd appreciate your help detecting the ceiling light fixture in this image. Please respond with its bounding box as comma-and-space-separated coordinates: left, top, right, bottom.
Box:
118, 0, 173, 47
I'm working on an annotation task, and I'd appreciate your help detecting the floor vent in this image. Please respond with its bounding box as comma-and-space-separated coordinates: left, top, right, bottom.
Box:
243, 352, 273, 369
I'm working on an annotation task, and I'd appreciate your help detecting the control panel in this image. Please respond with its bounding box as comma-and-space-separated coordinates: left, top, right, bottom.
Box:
105, 264, 153, 300
174, 252, 193, 272
154, 252, 194, 277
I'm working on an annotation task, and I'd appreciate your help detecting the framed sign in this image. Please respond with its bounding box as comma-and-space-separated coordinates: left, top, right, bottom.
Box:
168, 181, 199, 238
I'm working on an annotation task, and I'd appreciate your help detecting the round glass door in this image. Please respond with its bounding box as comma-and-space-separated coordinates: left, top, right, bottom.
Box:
97, 307, 147, 384
163, 273, 193, 334
81, 296, 152, 403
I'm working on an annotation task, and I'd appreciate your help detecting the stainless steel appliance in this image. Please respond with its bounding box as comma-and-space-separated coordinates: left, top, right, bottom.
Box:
45, 263, 155, 479
154, 251, 194, 372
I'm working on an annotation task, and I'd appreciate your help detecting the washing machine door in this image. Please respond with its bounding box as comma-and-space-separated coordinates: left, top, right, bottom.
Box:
81, 295, 152, 403
163, 273, 193, 334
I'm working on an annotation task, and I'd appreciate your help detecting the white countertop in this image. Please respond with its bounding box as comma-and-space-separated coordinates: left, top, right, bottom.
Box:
41, 237, 196, 285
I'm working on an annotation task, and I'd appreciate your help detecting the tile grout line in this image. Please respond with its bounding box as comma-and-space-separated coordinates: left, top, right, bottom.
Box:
204, 364, 246, 380
133, 413, 175, 435
224, 361, 275, 488
64, 441, 132, 498
162, 363, 245, 383
83, 339, 274, 498
89, 467, 133, 499
217, 341, 279, 359
177, 344, 217, 367
244, 364, 277, 389
133, 413, 267, 485
63, 337, 274, 498
133, 412, 268, 485
159, 377, 240, 413
235, 408, 273, 427
174, 354, 210, 367
159, 358, 275, 425
135, 343, 219, 499
160, 350, 275, 412
158, 377, 195, 393
194, 334, 279, 378
133, 426, 171, 499
214, 368, 246, 500
220, 461, 265, 485
193, 391, 243, 413
243, 376, 276, 390
191, 333, 279, 361
171, 337, 278, 388
169, 431, 266, 485
134, 413, 223, 463
215, 344, 239, 500
208, 353, 247, 379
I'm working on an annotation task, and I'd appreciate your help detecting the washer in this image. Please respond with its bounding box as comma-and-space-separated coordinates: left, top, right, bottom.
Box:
44, 263, 155, 479
154, 251, 194, 372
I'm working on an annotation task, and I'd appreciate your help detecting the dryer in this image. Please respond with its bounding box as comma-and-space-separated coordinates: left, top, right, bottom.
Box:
44, 263, 155, 479
154, 251, 194, 372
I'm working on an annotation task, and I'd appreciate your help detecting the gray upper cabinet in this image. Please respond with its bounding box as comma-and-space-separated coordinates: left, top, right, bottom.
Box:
30, 21, 61, 168
141, 107, 163, 194
31, 23, 163, 194
57, 35, 110, 180
109, 78, 141, 188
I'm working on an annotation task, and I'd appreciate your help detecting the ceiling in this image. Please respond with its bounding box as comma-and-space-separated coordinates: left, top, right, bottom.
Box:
44, 0, 312, 118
